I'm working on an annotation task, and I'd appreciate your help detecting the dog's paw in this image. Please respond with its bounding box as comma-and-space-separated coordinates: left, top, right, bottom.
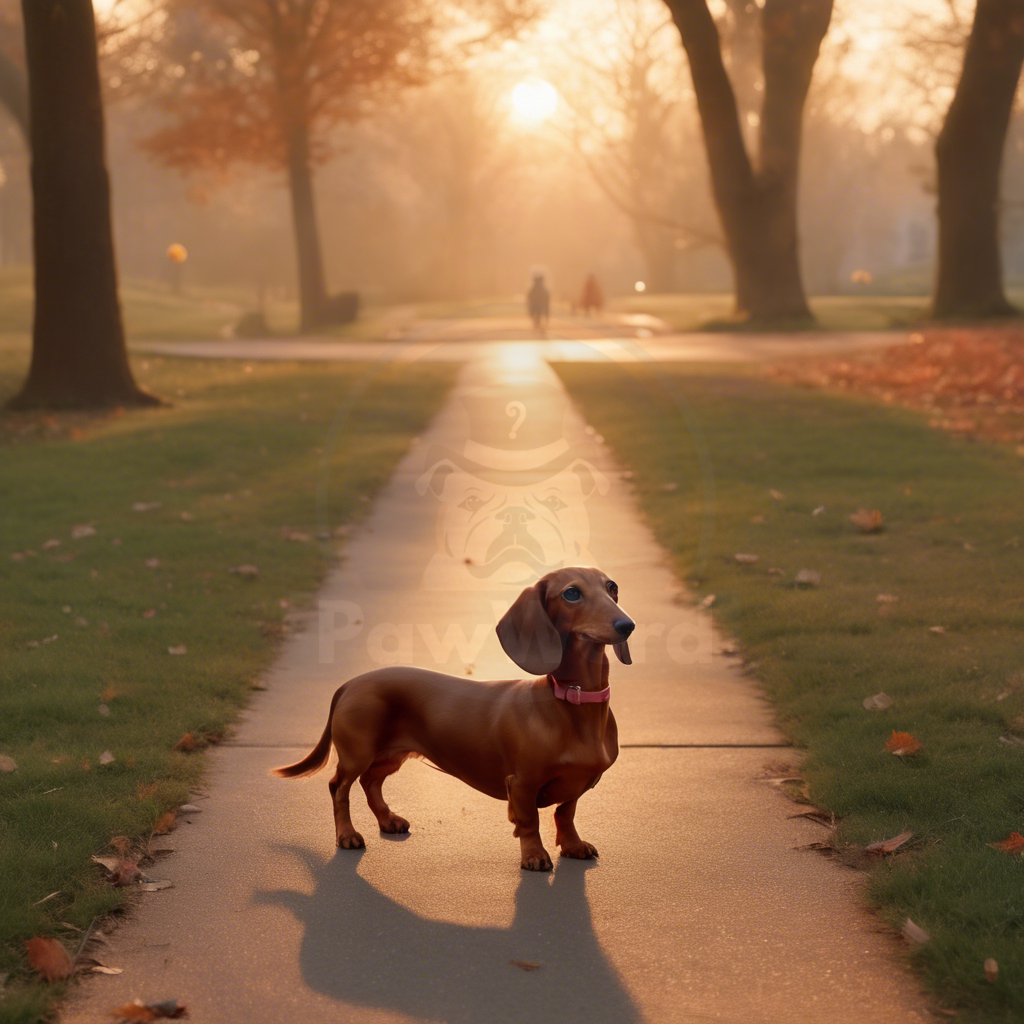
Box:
380, 815, 410, 834
560, 841, 599, 860
521, 850, 553, 872
337, 830, 365, 849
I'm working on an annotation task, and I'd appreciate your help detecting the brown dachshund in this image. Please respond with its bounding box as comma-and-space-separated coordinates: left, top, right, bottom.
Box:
273, 567, 634, 871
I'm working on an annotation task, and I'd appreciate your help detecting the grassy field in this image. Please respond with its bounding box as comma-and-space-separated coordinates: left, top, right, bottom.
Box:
0, 338, 455, 1023
611, 290, 1024, 332
555, 362, 1024, 1023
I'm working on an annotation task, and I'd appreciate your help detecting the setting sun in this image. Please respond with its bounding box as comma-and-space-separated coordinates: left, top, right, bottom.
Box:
509, 79, 559, 126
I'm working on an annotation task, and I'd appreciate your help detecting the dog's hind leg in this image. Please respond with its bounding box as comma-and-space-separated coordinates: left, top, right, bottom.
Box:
360, 753, 411, 834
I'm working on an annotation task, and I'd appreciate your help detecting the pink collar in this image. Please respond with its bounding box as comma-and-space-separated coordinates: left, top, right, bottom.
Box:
548, 674, 611, 705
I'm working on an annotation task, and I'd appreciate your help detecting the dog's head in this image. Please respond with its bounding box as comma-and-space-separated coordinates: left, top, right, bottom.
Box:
495, 567, 634, 675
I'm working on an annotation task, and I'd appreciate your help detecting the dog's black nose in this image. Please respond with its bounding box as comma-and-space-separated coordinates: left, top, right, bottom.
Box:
613, 617, 635, 638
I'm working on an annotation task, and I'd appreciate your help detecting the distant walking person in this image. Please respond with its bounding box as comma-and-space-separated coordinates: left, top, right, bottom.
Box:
580, 273, 604, 316
527, 271, 550, 336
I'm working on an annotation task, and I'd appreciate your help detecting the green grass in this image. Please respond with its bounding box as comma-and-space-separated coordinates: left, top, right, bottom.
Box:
609, 292, 937, 331
0, 266, 410, 341
555, 362, 1024, 1023
0, 339, 455, 1022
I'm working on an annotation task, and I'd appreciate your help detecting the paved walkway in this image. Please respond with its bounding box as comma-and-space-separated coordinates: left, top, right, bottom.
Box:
63, 350, 931, 1024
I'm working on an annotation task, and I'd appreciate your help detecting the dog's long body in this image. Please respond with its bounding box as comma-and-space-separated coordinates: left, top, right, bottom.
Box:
274, 567, 633, 871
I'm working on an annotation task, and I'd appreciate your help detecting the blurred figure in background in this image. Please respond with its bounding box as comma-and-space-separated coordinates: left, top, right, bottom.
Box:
527, 270, 550, 336
579, 272, 604, 316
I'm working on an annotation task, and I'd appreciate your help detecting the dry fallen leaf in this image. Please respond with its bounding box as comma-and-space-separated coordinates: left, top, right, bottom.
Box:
144, 558, 161, 569
111, 1001, 157, 1022
140, 879, 173, 892
137, 782, 158, 800
179, 803, 201, 813
25, 937, 73, 981
0, 754, 17, 773
865, 830, 913, 855
142, 608, 157, 619
71, 524, 97, 539
229, 564, 259, 577
509, 960, 541, 971
851, 508, 884, 533
902, 919, 931, 945
152, 811, 177, 834
42, 539, 61, 550
112, 998, 187, 1021
90, 965, 123, 975
988, 832, 1024, 854
985, 958, 999, 983
928, 625, 947, 635
812, 505, 825, 516
794, 569, 821, 587
863, 692, 894, 711
99, 750, 115, 766
734, 553, 759, 564
131, 502, 161, 513
172, 733, 195, 752
92, 854, 140, 887
886, 731, 922, 756
698, 594, 716, 609
769, 489, 785, 500
167, 645, 187, 656
876, 593, 899, 604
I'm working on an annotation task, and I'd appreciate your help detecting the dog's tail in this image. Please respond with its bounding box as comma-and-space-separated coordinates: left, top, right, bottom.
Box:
270, 684, 346, 779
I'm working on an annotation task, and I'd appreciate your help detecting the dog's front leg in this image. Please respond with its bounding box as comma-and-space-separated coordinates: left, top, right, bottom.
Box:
554, 798, 598, 860
505, 774, 552, 871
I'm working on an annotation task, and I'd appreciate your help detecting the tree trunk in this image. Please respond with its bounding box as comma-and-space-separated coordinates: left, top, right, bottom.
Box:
663, 0, 832, 323
933, 0, 1024, 319
9, 0, 157, 410
285, 120, 329, 332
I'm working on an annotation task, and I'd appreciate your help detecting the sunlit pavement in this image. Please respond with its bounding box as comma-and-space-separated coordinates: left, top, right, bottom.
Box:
62, 349, 931, 1024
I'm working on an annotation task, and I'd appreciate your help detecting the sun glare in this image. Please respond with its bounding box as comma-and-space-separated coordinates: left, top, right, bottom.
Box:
509, 79, 559, 126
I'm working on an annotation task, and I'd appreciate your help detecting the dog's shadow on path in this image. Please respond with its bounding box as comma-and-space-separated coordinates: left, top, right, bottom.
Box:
255, 844, 643, 1024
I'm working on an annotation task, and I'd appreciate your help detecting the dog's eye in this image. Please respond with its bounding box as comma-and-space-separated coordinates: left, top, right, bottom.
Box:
459, 495, 485, 512
541, 495, 567, 512
562, 586, 582, 602
606, 580, 618, 595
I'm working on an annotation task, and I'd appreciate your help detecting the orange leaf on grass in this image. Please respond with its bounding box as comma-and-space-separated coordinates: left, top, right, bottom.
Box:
152, 811, 177, 835
885, 731, 922, 756
24, 937, 73, 981
850, 508, 884, 533
172, 733, 195, 752
988, 832, 1024, 854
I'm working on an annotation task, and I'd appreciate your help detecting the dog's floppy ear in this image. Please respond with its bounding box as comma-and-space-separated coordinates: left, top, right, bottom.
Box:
496, 580, 563, 675
613, 639, 632, 666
